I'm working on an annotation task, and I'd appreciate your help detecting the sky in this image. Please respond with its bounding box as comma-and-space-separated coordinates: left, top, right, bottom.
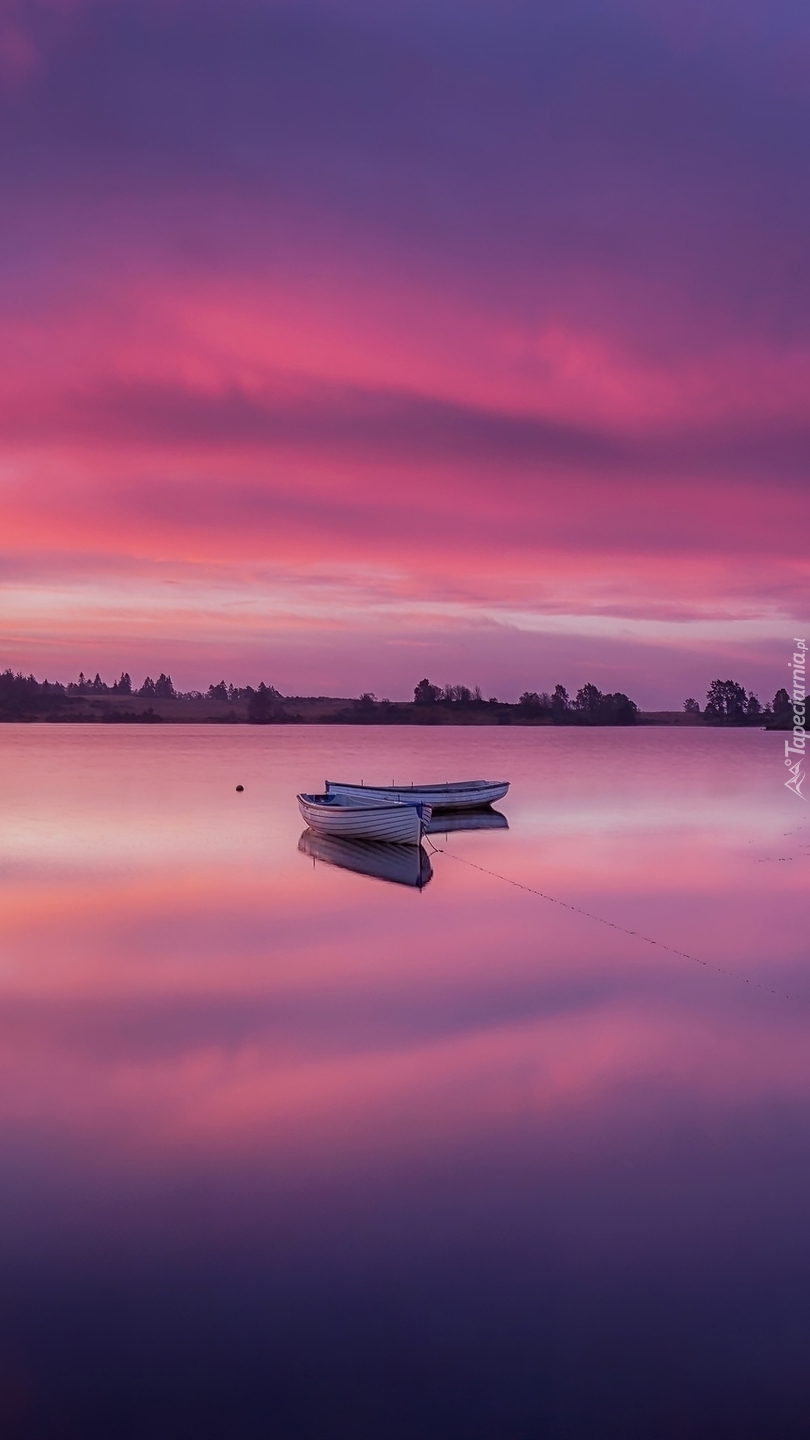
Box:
0, 0, 808, 706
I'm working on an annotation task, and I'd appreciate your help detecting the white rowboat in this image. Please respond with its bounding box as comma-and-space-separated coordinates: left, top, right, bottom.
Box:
325, 779, 509, 811
297, 792, 430, 844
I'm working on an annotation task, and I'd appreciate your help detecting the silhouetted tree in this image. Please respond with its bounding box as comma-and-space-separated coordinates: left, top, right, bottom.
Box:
0, 669, 61, 717
139, 676, 156, 697
518, 692, 552, 717
442, 684, 473, 706
746, 693, 761, 719
414, 678, 441, 705
154, 673, 175, 699
113, 672, 132, 695
683, 697, 700, 714
550, 684, 570, 721
574, 683, 603, 719
772, 688, 792, 723
247, 681, 277, 723
573, 684, 638, 724
600, 692, 638, 724
208, 681, 228, 702
704, 679, 748, 722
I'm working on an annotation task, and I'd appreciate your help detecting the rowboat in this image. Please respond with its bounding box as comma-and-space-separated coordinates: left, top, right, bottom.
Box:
298, 832, 433, 888
325, 779, 509, 811
297, 792, 431, 844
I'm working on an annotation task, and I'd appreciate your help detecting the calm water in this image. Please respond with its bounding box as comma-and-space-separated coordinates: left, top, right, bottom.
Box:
1, 725, 808, 1438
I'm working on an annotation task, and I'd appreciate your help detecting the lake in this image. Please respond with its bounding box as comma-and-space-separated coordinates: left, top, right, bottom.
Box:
0, 724, 808, 1438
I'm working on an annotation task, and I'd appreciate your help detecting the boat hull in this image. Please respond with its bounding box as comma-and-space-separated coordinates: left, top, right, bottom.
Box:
326, 779, 509, 811
297, 793, 429, 844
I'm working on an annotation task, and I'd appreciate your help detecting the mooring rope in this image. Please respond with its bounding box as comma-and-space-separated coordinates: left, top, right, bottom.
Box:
423, 835, 796, 1002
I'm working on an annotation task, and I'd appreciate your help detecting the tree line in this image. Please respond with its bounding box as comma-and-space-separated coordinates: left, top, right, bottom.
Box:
684, 680, 794, 726
62, 671, 282, 704
412, 679, 639, 724
0, 669, 282, 721
0, 665, 794, 726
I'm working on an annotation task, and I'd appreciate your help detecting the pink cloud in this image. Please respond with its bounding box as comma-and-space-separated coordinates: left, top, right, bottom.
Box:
0, 230, 806, 699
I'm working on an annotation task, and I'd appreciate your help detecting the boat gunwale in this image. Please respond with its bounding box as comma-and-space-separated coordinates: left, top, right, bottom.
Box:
325, 779, 509, 811
299, 791, 430, 817
326, 779, 507, 795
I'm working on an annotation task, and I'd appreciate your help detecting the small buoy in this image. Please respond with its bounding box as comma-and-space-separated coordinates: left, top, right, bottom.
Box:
236, 784, 244, 792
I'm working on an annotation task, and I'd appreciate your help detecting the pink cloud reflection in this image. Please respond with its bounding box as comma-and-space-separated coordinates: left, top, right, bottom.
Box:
0, 726, 805, 1188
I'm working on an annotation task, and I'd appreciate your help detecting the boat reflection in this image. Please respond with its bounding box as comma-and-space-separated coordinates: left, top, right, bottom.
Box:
298, 830, 434, 889
423, 807, 509, 835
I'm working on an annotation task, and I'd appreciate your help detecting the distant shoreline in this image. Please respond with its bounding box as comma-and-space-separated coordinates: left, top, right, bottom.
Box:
0, 694, 785, 727
4, 670, 791, 727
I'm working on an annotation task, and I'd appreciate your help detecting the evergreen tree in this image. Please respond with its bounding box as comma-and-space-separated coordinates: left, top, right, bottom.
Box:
247, 681, 276, 723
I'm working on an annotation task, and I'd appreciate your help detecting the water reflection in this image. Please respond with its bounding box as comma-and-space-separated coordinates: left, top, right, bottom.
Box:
298, 829, 434, 888
0, 726, 808, 1438
424, 806, 509, 834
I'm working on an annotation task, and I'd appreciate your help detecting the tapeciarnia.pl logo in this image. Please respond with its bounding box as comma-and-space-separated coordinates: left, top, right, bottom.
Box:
785, 638, 806, 799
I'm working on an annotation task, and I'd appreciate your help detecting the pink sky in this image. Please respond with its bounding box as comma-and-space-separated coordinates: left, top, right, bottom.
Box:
0, 0, 807, 706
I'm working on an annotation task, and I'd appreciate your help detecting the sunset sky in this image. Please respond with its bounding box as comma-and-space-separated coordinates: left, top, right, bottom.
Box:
1, 0, 807, 705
